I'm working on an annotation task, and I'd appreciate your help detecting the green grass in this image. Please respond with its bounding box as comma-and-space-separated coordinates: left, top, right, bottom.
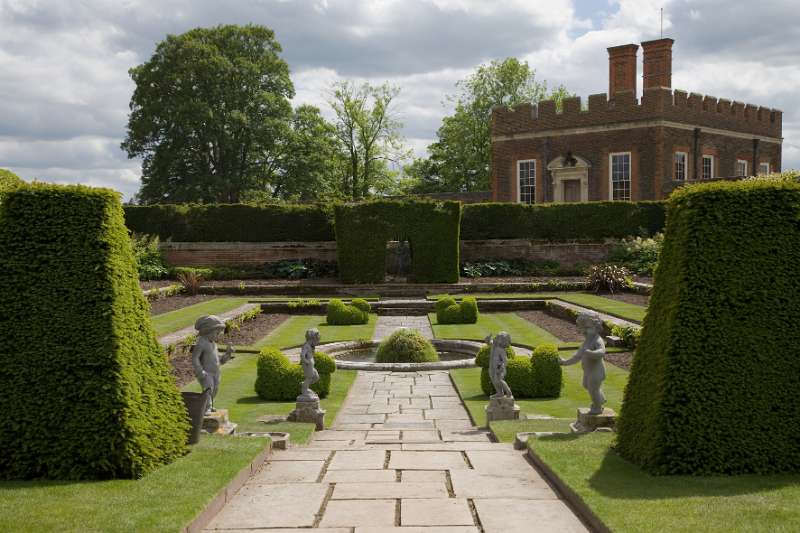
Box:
251, 314, 378, 350
450, 362, 629, 428
0, 435, 268, 533
529, 433, 800, 532
151, 297, 249, 336
184, 353, 357, 444
429, 312, 560, 347
491, 418, 573, 442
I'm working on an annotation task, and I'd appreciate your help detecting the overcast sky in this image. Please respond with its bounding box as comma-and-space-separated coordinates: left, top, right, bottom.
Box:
1, 0, 797, 199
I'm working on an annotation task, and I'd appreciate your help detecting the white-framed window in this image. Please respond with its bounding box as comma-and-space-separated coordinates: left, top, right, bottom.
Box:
674, 152, 687, 181
702, 155, 714, 180
517, 159, 536, 204
736, 159, 748, 177
609, 152, 631, 201
759, 162, 770, 175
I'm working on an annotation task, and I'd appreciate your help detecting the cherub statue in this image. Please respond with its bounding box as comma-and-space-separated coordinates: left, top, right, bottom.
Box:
298, 328, 321, 401
560, 311, 606, 414
191, 315, 234, 414
485, 331, 513, 399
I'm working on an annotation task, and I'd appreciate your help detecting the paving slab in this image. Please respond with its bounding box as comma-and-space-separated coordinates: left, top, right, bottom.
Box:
356, 528, 478, 533
207, 483, 328, 529
450, 470, 555, 499
314, 430, 368, 441
328, 449, 387, 470
268, 450, 332, 461
323, 469, 398, 483
466, 450, 540, 479
473, 499, 588, 533
400, 470, 448, 483
320, 499, 396, 528
401, 499, 474, 526
250, 460, 324, 484
332, 481, 448, 499
389, 451, 469, 470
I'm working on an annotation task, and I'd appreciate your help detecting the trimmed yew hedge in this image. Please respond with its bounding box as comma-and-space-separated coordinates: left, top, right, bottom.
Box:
460, 201, 665, 240
124, 203, 335, 242
255, 348, 336, 400
0, 184, 189, 480
335, 200, 461, 283
616, 180, 800, 475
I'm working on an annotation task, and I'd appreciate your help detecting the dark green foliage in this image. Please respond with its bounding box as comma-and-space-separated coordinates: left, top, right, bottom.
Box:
326, 298, 368, 325
170, 259, 337, 281
608, 233, 664, 276
435, 295, 479, 324
350, 298, 371, 313
611, 324, 641, 350
616, 180, 800, 475
131, 233, 169, 280
461, 201, 665, 240
0, 184, 189, 480
586, 264, 632, 293
123, 204, 335, 242
477, 344, 562, 398
335, 200, 461, 283
0, 168, 23, 198
375, 329, 439, 363
255, 348, 336, 400
461, 258, 565, 278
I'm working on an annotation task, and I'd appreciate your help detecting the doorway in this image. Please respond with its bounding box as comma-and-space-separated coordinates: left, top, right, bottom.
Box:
563, 179, 581, 202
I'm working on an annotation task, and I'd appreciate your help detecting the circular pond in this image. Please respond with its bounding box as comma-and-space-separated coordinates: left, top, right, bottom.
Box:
317, 339, 484, 371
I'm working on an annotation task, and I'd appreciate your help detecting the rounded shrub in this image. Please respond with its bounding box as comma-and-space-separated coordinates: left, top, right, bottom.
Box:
435, 295, 456, 314
530, 343, 562, 398
326, 298, 368, 325
478, 344, 562, 398
475, 344, 515, 368
460, 297, 479, 323
375, 329, 439, 363
350, 298, 371, 314
439, 303, 463, 324
435, 295, 480, 324
255, 348, 336, 400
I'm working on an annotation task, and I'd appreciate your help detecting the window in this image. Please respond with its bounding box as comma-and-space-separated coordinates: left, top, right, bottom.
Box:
736, 159, 748, 177
759, 162, 770, 175
517, 160, 536, 204
674, 152, 687, 181
609, 152, 631, 201
702, 155, 714, 180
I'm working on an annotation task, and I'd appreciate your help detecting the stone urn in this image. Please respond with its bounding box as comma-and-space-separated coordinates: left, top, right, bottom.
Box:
181, 391, 210, 445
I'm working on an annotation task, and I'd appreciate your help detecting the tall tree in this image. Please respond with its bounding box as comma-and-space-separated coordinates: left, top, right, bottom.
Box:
329, 81, 407, 200
123, 24, 294, 204
405, 58, 570, 193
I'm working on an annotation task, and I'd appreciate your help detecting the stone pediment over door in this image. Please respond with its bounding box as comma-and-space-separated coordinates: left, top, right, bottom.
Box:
548, 155, 591, 203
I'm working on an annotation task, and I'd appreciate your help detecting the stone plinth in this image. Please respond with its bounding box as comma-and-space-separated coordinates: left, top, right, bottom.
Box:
203, 409, 237, 435
570, 407, 616, 433
485, 397, 520, 423
288, 398, 326, 430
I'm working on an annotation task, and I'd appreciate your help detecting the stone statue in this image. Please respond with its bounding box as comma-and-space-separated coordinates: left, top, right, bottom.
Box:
298, 328, 321, 401
485, 331, 513, 399
560, 311, 606, 414
192, 315, 234, 414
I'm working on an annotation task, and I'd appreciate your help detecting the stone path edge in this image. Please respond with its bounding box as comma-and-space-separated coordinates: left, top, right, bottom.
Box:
526, 445, 610, 533
182, 439, 272, 533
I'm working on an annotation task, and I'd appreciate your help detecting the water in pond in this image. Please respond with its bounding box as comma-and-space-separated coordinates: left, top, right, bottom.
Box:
335, 347, 473, 363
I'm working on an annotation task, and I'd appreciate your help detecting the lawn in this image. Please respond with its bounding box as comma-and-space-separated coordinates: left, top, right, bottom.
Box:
151, 297, 249, 336
450, 361, 629, 429
529, 432, 800, 533
0, 435, 269, 533
184, 353, 357, 444
429, 312, 561, 347
250, 314, 378, 349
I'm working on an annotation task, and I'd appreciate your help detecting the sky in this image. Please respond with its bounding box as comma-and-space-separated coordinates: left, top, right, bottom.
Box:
1, 0, 797, 200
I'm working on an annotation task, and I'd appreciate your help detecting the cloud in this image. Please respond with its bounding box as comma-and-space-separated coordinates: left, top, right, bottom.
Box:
0, 0, 797, 200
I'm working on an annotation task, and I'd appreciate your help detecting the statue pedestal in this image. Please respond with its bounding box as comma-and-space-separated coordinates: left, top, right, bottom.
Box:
570, 407, 616, 433
485, 397, 520, 423
202, 409, 237, 435
287, 398, 326, 431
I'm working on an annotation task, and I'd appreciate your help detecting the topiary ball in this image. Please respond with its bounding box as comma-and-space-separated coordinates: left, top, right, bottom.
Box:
530, 343, 562, 397
350, 298, 371, 313
326, 298, 368, 325
375, 329, 439, 363
460, 297, 479, 323
255, 348, 336, 400
435, 295, 456, 314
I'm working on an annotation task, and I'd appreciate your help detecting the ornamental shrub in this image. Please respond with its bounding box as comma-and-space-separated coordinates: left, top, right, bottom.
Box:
0, 184, 188, 480
435, 295, 457, 314
326, 298, 369, 325
477, 344, 562, 398
0, 168, 23, 200
375, 329, 438, 363
460, 297, 479, 323
529, 344, 562, 397
435, 295, 480, 324
255, 348, 336, 400
607, 233, 664, 276
586, 264, 632, 293
616, 180, 800, 475
350, 298, 371, 314
132, 233, 169, 280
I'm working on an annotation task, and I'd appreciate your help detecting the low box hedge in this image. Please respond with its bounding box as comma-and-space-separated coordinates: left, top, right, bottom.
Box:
0, 184, 189, 480
616, 179, 800, 475
326, 298, 369, 325
255, 348, 336, 400
476, 343, 562, 398
435, 295, 479, 324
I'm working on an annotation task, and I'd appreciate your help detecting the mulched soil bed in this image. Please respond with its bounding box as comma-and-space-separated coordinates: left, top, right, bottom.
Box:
140, 280, 178, 291
596, 291, 649, 307
170, 352, 197, 389
149, 294, 214, 315
605, 351, 633, 371
517, 310, 583, 342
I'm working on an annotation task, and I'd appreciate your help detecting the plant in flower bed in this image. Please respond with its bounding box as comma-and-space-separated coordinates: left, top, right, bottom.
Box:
132, 233, 170, 280
326, 298, 369, 325
607, 233, 663, 276
375, 329, 438, 363
255, 348, 336, 400
586, 264, 632, 293
475, 343, 562, 398
435, 295, 479, 324
611, 324, 641, 349
176, 269, 203, 295
461, 258, 566, 278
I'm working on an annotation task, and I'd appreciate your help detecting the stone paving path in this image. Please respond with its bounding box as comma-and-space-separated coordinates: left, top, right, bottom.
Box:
372, 316, 434, 341
206, 370, 587, 532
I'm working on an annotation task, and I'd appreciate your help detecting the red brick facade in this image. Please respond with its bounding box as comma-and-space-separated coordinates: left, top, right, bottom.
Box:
491, 40, 783, 202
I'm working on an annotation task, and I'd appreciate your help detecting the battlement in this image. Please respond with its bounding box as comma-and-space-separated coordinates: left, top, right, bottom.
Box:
492, 87, 782, 139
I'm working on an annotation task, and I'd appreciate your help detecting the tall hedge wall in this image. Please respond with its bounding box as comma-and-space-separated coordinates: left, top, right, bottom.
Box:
460, 201, 665, 240
124, 203, 335, 242
0, 184, 189, 479
335, 200, 461, 283
616, 180, 800, 475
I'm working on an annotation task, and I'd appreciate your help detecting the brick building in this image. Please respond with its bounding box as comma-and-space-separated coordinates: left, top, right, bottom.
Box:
490, 39, 783, 203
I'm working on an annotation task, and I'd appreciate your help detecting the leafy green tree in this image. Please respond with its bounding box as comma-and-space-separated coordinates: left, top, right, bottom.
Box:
329, 81, 408, 199
0, 168, 23, 191
406, 58, 570, 193
123, 24, 294, 204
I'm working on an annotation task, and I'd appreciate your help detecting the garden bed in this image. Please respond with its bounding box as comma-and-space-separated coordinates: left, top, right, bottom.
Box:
517, 310, 583, 342
597, 291, 649, 307
149, 294, 213, 315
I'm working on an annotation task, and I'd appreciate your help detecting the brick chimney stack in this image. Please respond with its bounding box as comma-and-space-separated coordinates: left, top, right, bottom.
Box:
641, 38, 674, 89
607, 44, 639, 98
